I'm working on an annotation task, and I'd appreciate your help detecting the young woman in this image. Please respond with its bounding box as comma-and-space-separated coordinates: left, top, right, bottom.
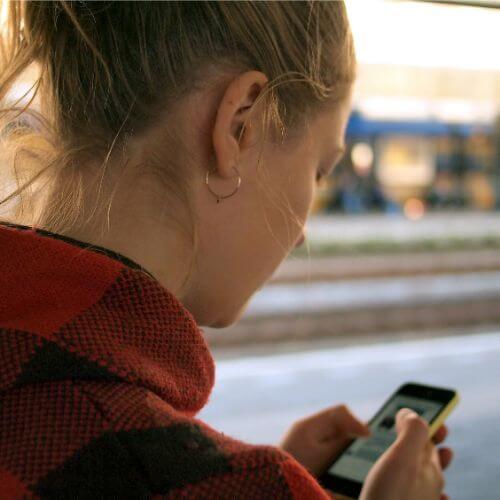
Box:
0, 2, 453, 498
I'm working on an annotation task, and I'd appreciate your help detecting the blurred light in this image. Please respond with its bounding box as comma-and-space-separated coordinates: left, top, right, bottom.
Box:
432, 99, 495, 123
377, 138, 435, 189
358, 96, 498, 124
404, 198, 426, 220
351, 142, 374, 177
359, 97, 431, 121
0, 1, 8, 29
4, 81, 36, 106
346, 1, 500, 71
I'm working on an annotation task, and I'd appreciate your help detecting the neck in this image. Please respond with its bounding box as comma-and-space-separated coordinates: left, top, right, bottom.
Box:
36, 161, 197, 307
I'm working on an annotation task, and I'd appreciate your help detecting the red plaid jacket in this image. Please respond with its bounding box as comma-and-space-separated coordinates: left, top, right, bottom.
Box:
0, 221, 330, 499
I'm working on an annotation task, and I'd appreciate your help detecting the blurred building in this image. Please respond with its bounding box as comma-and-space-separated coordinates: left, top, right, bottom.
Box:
313, 0, 500, 216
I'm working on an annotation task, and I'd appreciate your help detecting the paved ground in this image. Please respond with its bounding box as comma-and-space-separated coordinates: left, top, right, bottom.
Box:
200, 330, 500, 500
246, 271, 500, 316
205, 271, 500, 347
304, 212, 500, 244
272, 249, 500, 283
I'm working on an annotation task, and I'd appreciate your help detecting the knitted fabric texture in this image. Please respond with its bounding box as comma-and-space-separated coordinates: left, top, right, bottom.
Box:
0, 221, 331, 499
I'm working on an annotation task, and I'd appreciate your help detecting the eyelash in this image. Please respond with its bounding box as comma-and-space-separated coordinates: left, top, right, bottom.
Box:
316, 166, 329, 183
317, 156, 341, 183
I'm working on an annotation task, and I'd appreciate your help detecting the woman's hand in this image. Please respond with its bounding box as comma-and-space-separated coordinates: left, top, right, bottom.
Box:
279, 404, 371, 476
360, 408, 453, 500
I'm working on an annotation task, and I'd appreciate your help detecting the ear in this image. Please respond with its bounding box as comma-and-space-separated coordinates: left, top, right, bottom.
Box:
212, 71, 268, 179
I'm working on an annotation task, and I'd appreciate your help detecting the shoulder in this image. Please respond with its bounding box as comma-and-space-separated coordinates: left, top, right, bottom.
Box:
84, 386, 330, 499
0, 381, 152, 498
154, 417, 331, 499
0, 381, 330, 499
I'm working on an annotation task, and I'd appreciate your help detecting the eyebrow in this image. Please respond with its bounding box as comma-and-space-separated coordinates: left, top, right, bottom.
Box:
330, 145, 346, 162
334, 144, 346, 156
321, 145, 346, 174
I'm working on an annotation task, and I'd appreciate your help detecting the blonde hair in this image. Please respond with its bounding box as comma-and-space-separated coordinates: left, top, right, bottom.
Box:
0, 0, 355, 288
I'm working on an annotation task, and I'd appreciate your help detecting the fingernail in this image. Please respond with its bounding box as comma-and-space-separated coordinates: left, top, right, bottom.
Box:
399, 408, 417, 419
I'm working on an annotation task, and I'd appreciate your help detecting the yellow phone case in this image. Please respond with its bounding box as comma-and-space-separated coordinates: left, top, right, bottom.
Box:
332, 390, 460, 500
428, 391, 460, 437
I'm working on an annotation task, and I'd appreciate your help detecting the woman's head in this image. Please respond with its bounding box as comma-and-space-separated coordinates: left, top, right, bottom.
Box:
0, 1, 355, 327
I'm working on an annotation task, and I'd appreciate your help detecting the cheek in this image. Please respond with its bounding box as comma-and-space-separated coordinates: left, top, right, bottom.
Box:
287, 170, 316, 223
263, 139, 318, 228
260, 174, 314, 257
287, 147, 318, 221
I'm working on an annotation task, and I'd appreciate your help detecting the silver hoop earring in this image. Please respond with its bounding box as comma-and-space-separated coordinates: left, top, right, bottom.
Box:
205, 165, 242, 203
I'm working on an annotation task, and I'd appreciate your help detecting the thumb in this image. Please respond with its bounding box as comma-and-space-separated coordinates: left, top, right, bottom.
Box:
346, 416, 371, 438
332, 405, 371, 438
394, 408, 429, 453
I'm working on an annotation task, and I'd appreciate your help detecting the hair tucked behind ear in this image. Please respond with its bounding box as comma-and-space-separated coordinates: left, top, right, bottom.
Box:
0, 0, 355, 266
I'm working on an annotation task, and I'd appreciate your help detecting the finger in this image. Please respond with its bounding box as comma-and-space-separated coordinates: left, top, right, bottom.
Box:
395, 408, 429, 453
440, 493, 449, 500
328, 404, 371, 438
438, 447, 454, 470
307, 404, 371, 439
432, 424, 448, 444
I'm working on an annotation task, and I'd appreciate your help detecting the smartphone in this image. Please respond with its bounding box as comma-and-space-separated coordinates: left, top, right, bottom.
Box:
320, 382, 459, 499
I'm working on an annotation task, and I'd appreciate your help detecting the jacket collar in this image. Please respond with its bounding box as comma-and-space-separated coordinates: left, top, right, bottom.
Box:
0, 221, 215, 415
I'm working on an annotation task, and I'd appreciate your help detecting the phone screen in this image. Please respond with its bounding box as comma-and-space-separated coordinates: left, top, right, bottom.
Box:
326, 393, 446, 484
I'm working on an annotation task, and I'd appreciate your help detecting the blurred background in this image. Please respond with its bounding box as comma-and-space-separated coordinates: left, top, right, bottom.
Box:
1, 1, 499, 499
201, 2, 500, 499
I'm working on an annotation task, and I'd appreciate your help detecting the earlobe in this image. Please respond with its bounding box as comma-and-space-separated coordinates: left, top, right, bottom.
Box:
212, 71, 268, 179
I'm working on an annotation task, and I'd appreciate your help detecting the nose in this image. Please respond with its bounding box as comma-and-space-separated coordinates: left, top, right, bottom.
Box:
295, 233, 306, 248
